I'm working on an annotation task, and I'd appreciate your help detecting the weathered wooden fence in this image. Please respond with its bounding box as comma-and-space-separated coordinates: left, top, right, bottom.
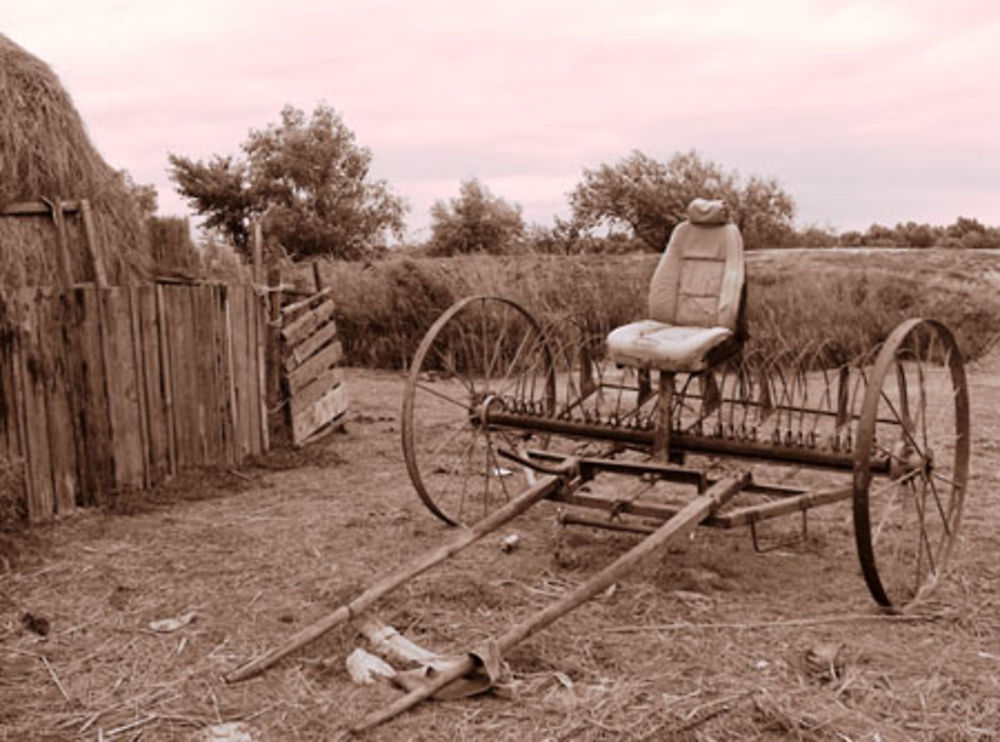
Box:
0, 283, 267, 522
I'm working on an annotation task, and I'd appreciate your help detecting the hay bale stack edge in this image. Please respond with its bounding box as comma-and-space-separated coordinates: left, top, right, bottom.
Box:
0, 33, 149, 287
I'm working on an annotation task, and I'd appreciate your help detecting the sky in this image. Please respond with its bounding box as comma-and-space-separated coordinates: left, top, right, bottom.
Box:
5, 0, 999, 241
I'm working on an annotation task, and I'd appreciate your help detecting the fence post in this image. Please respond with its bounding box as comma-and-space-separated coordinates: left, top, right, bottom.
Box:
80, 199, 107, 287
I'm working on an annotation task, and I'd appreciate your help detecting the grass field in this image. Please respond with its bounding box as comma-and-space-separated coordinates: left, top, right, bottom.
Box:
312, 248, 1000, 372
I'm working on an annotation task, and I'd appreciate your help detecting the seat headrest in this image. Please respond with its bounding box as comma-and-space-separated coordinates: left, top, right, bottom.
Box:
687, 199, 729, 225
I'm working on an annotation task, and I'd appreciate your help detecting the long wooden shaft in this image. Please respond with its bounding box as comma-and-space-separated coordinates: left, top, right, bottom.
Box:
496, 473, 747, 653
353, 472, 748, 733
225, 469, 571, 683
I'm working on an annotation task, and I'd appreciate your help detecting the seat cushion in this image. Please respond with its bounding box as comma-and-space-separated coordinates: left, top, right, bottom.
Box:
607, 320, 735, 372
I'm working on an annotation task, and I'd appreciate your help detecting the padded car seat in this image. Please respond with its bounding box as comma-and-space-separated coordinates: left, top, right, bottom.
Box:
607, 198, 746, 372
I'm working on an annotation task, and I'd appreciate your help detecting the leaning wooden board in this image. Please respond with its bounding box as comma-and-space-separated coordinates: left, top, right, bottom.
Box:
281, 288, 348, 446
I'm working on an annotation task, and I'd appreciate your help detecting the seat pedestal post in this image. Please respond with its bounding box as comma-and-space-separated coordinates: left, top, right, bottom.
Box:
653, 371, 674, 461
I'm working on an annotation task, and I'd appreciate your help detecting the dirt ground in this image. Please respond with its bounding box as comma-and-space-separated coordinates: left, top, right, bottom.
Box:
2, 360, 999, 741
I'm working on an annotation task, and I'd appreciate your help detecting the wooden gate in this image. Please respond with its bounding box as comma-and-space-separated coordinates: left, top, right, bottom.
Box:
281, 287, 349, 446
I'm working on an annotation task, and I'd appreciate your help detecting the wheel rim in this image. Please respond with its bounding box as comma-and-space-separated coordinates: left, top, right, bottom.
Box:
402, 296, 557, 526
853, 319, 970, 609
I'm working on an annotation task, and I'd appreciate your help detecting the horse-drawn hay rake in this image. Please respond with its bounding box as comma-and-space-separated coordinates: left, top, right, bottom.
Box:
226, 200, 969, 733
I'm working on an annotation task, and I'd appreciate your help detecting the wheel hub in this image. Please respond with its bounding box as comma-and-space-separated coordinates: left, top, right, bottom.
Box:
889, 439, 932, 480
471, 393, 506, 427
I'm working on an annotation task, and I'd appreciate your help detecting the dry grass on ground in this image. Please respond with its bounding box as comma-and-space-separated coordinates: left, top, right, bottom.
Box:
2, 360, 999, 741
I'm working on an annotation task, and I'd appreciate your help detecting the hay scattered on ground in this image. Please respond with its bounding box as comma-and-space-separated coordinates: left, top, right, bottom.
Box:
2, 367, 998, 740
0, 33, 148, 287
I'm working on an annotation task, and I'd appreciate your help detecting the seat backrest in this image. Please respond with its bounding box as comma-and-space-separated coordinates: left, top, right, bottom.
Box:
647, 198, 746, 335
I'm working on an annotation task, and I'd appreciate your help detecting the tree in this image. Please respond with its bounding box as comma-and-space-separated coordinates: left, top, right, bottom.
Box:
169, 104, 406, 260
794, 224, 839, 248
731, 174, 796, 250
568, 150, 795, 251
168, 155, 253, 249
894, 221, 936, 248
427, 179, 525, 256
863, 223, 896, 247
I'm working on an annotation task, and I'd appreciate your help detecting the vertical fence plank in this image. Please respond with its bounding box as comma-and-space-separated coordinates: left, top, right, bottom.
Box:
193, 286, 221, 464
166, 286, 196, 468
155, 285, 177, 477
1, 304, 28, 514
138, 287, 169, 485
214, 285, 236, 466
15, 290, 54, 521
102, 288, 144, 490
249, 286, 264, 456
256, 286, 269, 454
39, 290, 77, 514
244, 285, 259, 456
229, 285, 250, 460
66, 287, 115, 504
0, 320, 18, 467
164, 286, 184, 467
10, 325, 35, 517
60, 289, 90, 509
222, 286, 241, 465
128, 288, 152, 488
241, 284, 257, 458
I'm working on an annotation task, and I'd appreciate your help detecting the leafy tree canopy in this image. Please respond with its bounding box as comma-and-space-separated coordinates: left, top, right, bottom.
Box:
427, 178, 525, 256
568, 150, 796, 251
169, 104, 406, 260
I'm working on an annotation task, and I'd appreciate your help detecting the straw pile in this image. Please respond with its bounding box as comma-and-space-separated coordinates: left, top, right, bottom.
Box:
0, 33, 148, 287
1, 370, 998, 739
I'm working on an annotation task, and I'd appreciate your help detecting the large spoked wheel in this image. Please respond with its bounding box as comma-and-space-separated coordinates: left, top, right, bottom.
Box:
853, 319, 970, 609
402, 296, 557, 526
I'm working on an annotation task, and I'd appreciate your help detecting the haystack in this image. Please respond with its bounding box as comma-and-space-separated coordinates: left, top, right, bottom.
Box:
0, 33, 148, 287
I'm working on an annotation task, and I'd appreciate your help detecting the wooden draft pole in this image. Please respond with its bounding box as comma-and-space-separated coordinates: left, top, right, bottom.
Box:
352, 472, 750, 734
224, 466, 574, 683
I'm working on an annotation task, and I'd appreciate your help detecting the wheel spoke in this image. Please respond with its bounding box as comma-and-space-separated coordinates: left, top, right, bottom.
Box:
870, 469, 919, 545
484, 431, 515, 504
496, 331, 546, 401
911, 478, 937, 580
414, 381, 473, 412
915, 356, 928, 454
925, 475, 952, 537
455, 432, 479, 522
878, 389, 925, 459
430, 344, 475, 395
423, 419, 474, 464
485, 307, 512, 387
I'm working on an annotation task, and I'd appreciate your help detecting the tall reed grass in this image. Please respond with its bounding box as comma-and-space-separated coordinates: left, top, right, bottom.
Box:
312, 251, 1000, 370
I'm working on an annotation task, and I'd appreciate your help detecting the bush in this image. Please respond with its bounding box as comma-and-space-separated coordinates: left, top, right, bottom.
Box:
427, 180, 526, 256
309, 251, 1000, 371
